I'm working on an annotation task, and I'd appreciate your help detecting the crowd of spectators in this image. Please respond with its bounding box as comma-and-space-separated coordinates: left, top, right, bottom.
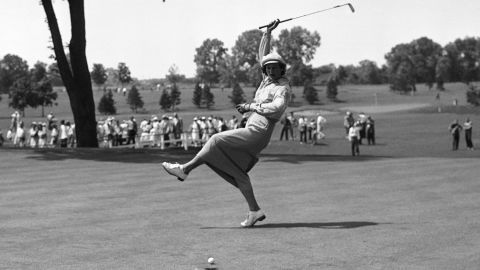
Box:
345, 111, 375, 156
2, 111, 75, 148
279, 112, 327, 144
97, 113, 248, 148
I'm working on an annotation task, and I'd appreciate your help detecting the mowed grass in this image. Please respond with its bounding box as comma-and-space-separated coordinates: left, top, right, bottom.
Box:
1, 82, 480, 269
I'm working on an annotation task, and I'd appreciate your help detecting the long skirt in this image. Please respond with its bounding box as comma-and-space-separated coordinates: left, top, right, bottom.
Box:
196, 113, 276, 189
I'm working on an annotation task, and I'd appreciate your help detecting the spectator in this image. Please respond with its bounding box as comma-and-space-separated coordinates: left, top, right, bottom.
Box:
28, 122, 39, 148
59, 120, 68, 148
11, 111, 21, 146
348, 121, 361, 156
287, 111, 297, 141
189, 117, 200, 147
199, 116, 208, 142
449, 119, 462, 151
16, 121, 26, 148
358, 112, 367, 144
206, 117, 216, 140
120, 120, 129, 145
38, 123, 47, 148
298, 116, 307, 143
279, 114, 291, 140
50, 124, 59, 147
366, 116, 375, 145
102, 119, 113, 148
463, 118, 474, 150
47, 111, 55, 130
172, 113, 183, 145
126, 116, 137, 145
67, 122, 76, 147
112, 120, 122, 146
228, 115, 238, 130
307, 118, 316, 143
221, 117, 228, 132
151, 116, 161, 146
140, 119, 152, 143
315, 113, 327, 142
159, 115, 171, 147
343, 111, 354, 137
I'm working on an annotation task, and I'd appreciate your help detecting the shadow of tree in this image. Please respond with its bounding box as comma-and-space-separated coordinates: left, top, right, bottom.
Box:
17, 147, 392, 164
22, 147, 197, 164
261, 154, 392, 163
201, 221, 381, 230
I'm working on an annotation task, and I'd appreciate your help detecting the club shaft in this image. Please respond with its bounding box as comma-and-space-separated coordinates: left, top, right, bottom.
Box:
258, 3, 354, 29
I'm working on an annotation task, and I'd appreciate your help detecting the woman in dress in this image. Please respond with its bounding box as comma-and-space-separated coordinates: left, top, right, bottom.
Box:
162, 19, 290, 227
463, 118, 473, 150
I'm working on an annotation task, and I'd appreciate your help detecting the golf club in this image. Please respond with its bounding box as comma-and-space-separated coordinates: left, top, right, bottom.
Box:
259, 3, 355, 29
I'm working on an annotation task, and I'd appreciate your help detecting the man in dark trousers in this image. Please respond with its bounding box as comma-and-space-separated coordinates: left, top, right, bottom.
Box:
449, 119, 462, 150
280, 114, 291, 140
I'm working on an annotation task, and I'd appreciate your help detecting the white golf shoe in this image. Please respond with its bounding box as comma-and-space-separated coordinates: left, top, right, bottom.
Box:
240, 209, 266, 228
161, 162, 188, 181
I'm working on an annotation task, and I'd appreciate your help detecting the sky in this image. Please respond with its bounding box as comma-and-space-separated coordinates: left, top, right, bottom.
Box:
1, 0, 479, 79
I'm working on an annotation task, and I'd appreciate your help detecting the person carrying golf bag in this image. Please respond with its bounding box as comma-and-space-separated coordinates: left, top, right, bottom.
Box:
161, 19, 291, 227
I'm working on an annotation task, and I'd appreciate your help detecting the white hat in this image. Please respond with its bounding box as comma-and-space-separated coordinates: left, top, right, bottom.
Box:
261, 52, 286, 67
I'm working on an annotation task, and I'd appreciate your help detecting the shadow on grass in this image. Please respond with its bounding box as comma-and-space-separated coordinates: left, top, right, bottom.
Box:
261, 154, 392, 163
20, 147, 198, 164
8, 147, 392, 164
201, 221, 380, 230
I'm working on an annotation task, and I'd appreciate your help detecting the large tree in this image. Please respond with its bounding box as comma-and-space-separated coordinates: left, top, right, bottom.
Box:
274, 26, 321, 64
91, 63, 108, 90
356, 60, 383, 84
42, 0, 98, 147
218, 54, 242, 88
117, 62, 132, 88
274, 27, 320, 85
435, 51, 451, 90
8, 76, 31, 115
7, 62, 57, 117
47, 62, 64, 87
447, 37, 480, 84
0, 54, 29, 94
194, 38, 227, 86
409, 37, 442, 88
385, 43, 417, 92
231, 29, 263, 85
30, 62, 58, 117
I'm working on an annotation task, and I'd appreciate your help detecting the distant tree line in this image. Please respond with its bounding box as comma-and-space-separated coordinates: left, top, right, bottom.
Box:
2, 32, 480, 113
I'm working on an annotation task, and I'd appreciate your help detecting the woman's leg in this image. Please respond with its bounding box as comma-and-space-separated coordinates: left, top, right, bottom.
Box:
236, 179, 260, 211
182, 155, 204, 174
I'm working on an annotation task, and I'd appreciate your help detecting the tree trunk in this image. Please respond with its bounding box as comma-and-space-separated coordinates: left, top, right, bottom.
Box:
42, 0, 98, 147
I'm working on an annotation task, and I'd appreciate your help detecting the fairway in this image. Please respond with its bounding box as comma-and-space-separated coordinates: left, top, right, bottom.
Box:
1, 144, 480, 269
1, 82, 480, 269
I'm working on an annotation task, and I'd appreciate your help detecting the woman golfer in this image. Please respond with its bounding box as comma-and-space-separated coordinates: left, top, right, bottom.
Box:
162, 19, 290, 227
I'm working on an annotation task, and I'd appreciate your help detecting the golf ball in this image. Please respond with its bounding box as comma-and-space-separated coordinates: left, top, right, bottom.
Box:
207, 257, 215, 264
